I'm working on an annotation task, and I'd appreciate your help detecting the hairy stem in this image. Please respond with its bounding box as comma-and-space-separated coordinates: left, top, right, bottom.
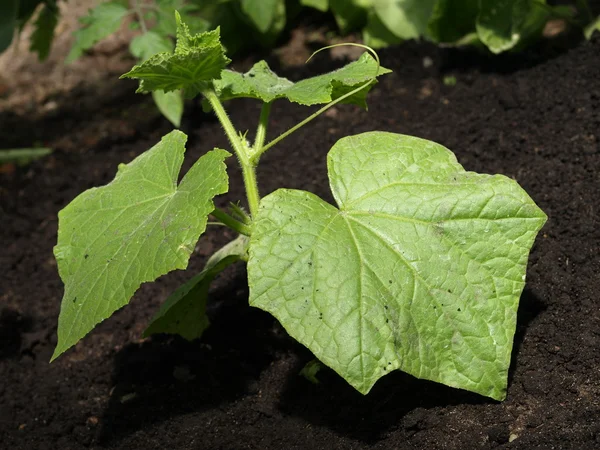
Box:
250, 102, 272, 162
211, 208, 251, 236
203, 89, 260, 217
255, 44, 382, 159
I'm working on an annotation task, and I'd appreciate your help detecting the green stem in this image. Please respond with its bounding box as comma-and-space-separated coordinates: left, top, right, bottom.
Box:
255, 43, 383, 159
203, 89, 260, 218
250, 102, 272, 162
211, 208, 251, 236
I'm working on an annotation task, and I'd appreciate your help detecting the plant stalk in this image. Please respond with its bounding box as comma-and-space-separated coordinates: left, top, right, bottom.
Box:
211, 208, 251, 236
203, 89, 260, 217
251, 102, 272, 162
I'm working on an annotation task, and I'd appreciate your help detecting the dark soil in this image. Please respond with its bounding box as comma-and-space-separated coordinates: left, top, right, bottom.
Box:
1, 34, 599, 450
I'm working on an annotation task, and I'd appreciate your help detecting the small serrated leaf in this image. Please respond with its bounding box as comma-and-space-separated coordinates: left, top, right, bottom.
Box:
121, 13, 230, 98
144, 235, 248, 340
52, 131, 230, 360
212, 52, 391, 108
248, 131, 546, 399
66, 2, 128, 63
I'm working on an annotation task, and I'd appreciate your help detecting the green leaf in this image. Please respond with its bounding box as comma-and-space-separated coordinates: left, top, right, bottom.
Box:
144, 235, 248, 340
212, 52, 391, 108
329, 0, 368, 33
300, 0, 329, 12
153, 90, 184, 128
66, 2, 128, 63
427, 0, 479, 43
476, 0, 550, 54
52, 131, 230, 360
0, 0, 18, 53
372, 0, 437, 40
584, 15, 600, 40
0, 147, 52, 165
129, 31, 174, 61
248, 131, 546, 399
363, 10, 403, 48
30, 3, 59, 61
241, 0, 280, 33
121, 13, 230, 98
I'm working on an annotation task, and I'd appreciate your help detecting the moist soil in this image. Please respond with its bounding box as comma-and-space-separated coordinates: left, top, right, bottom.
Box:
1, 32, 599, 449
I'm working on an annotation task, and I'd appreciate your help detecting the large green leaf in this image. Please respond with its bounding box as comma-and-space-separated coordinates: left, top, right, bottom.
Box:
329, 0, 368, 33
372, 0, 437, 40
30, 2, 59, 61
476, 0, 550, 53
144, 235, 248, 340
363, 9, 403, 48
248, 131, 546, 399
66, 2, 128, 63
121, 12, 230, 98
301, 0, 329, 12
212, 53, 391, 108
241, 0, 281, 33
427, 0, 479, 43
584, 14, 600, 40
52, 131, 230, 360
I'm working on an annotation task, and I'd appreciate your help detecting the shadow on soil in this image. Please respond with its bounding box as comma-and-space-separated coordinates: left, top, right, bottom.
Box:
96, 273, 546, 446
276, 286, 546, 443
95, 268, 285, 446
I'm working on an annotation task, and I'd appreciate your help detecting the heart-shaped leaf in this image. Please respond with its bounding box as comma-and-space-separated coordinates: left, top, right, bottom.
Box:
248, 131, 546, 399
53, 131, 230, 360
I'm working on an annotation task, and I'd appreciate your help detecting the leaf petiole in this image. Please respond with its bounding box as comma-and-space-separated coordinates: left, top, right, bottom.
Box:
211, 208, 251, 236
254, 43, 383, 161
202, 88, 260, 218
250, 101, 272, 161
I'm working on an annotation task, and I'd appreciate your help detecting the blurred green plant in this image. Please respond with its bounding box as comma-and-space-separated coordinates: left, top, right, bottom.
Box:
306, 0, 598, 53
0, 0, 59, 59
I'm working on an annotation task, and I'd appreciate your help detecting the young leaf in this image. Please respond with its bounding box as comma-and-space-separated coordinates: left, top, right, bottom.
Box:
212, 53, 391, 108
66, 2, 128, 63
121, 13, 230, 98
30, 3, 59, 61
153, 90, 184, 128
129, 32, 183, 127
52, 131, 230, 360
584, 15, 600, 40
129, 31, 174, 61
144, 235, 248, 340
248, 131, 546, 400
